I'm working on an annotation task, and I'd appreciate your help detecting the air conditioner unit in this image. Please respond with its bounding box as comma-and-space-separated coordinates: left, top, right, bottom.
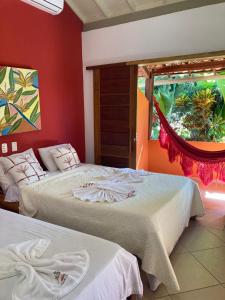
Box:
21, 0, 64, 15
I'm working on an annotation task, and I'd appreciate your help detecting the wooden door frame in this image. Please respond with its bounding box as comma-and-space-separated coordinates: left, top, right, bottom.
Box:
129, 65, 138, 169
93, 69, 101, 165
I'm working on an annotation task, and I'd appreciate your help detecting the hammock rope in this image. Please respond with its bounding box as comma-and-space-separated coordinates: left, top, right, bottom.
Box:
153, 97, 225, 185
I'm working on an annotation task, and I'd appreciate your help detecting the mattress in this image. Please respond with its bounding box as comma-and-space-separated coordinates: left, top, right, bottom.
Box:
0, 209, 143, 300
19, 164, 204, 292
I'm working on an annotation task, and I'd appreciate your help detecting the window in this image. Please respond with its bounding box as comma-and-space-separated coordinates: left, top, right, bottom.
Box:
138, 59, 225, 143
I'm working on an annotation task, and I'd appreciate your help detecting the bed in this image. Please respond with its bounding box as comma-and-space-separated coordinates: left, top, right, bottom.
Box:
18, 163, 204, 293
0, 208, 142, 300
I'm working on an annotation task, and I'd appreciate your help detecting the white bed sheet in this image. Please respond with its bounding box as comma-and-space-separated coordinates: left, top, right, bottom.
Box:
4, 171, 61, 203
0, 209, 143, 300
19, 164, 204, 292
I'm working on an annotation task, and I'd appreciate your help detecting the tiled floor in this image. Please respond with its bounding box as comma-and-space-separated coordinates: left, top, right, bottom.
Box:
142, 179, 225, 300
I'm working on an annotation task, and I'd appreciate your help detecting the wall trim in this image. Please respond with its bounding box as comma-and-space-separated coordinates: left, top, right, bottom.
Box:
86, 50, 225, 69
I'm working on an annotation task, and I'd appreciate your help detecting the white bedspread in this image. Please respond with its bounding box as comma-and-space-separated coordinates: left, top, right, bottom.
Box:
0, 209, 142, 300
19, 164, 204, 292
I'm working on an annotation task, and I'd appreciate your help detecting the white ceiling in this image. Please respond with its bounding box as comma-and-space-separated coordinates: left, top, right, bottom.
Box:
66, 0, 186, 24
65, 0, 225, 30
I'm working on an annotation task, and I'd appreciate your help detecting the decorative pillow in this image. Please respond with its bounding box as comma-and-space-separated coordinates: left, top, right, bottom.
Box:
38, 144, 69, 172
1, 152, 47, 187
0, 149, 36, 192
50, 145, 80, 172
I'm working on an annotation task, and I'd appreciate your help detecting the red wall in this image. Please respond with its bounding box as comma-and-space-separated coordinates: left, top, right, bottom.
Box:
0, 0, 85, 161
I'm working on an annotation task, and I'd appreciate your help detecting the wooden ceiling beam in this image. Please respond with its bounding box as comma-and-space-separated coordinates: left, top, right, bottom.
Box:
140, 66, 150, 78
154, 74, 225, 86
152, 59, 225, 75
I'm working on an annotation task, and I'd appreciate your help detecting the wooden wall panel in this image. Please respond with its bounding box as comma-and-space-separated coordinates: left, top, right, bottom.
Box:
101, 156, 129, 168
94, 64, 137, 168
100, 78, 130, 93
100, 94, 130, 106
100, 106, 129, 121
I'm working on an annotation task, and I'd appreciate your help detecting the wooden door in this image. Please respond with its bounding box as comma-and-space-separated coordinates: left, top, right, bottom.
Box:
93, 64, 137, 168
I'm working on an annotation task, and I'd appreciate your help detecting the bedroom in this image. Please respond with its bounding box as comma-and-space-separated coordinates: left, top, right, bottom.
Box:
0, 0, 224, 299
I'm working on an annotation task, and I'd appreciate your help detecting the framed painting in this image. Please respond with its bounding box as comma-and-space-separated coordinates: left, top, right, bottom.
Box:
0, 67, 41, 136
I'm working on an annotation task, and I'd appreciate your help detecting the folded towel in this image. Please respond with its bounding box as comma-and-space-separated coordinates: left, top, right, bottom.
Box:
0, 239, 89, 300
72, 181, 135, 203
106, 172, 144, 183
118, 168, 151, 176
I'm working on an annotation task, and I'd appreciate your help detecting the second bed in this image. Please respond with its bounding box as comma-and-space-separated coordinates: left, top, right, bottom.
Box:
19, 164, 204, 292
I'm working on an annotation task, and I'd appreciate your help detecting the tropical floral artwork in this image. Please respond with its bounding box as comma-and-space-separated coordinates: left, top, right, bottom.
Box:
0, 67, 41, 136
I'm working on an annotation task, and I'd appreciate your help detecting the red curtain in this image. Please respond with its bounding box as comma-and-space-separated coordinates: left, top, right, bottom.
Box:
153, 97, 225, 185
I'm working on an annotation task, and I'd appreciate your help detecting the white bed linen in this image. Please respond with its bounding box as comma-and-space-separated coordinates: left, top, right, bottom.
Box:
19, 164, 204, 292
4, 171, 61, 203
0, 209, 142, 300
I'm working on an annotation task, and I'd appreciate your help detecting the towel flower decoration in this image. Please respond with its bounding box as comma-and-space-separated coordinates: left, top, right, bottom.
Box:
73, 180, 135, 203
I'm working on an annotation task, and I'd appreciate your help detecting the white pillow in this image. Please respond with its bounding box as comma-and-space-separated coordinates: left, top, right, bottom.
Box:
38, 144, 69, 172
1, 151, 47, 187
0, 149, 36, 193
50, 145, 80, 172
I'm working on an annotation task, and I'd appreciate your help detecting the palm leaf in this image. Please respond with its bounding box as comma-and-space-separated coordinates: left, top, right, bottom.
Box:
221, 103, 225, 120
158, 92, 174, 116
0, 67, 7, 84
4, 105, 10, 122
9, 118, 22, 133
7, 113, 18, 124
31, 71, 38, 78
30, 102, 39, 121
31, 112, 40, 124
217, 79, 225, 102
22, 90, 36, 96
13, 88, 23, 103
9, 68, 15, 91
24, 95, 38, 110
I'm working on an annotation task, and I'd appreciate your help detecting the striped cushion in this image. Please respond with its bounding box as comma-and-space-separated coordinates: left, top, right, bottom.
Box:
50, 145, 80, 172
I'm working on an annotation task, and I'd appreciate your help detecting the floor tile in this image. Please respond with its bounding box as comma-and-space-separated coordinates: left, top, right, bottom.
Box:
197, 211, 225, 229
170, 241, 188, 259
141, 270, 169, 299
207, 228, 225, 242
170, 285, 225, 300
178, 223, 224, 251
192, 247, 225, 283
170, 253, 218, 293
142, 180, 224, 296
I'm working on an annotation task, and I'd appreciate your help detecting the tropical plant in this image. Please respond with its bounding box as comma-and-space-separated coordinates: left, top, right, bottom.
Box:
192, 89, 215, 117
208, 114, 225, 141
216, 79, 225, 119
175, 94, 190, 107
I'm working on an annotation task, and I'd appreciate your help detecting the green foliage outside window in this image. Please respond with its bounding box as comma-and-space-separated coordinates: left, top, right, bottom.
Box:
138, 73, 225, 142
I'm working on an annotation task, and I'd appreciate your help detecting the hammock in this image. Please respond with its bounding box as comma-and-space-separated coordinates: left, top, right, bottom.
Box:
153, 97, 225, 185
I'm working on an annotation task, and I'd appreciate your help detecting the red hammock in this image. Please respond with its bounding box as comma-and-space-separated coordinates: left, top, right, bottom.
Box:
153, 97, 225, 185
